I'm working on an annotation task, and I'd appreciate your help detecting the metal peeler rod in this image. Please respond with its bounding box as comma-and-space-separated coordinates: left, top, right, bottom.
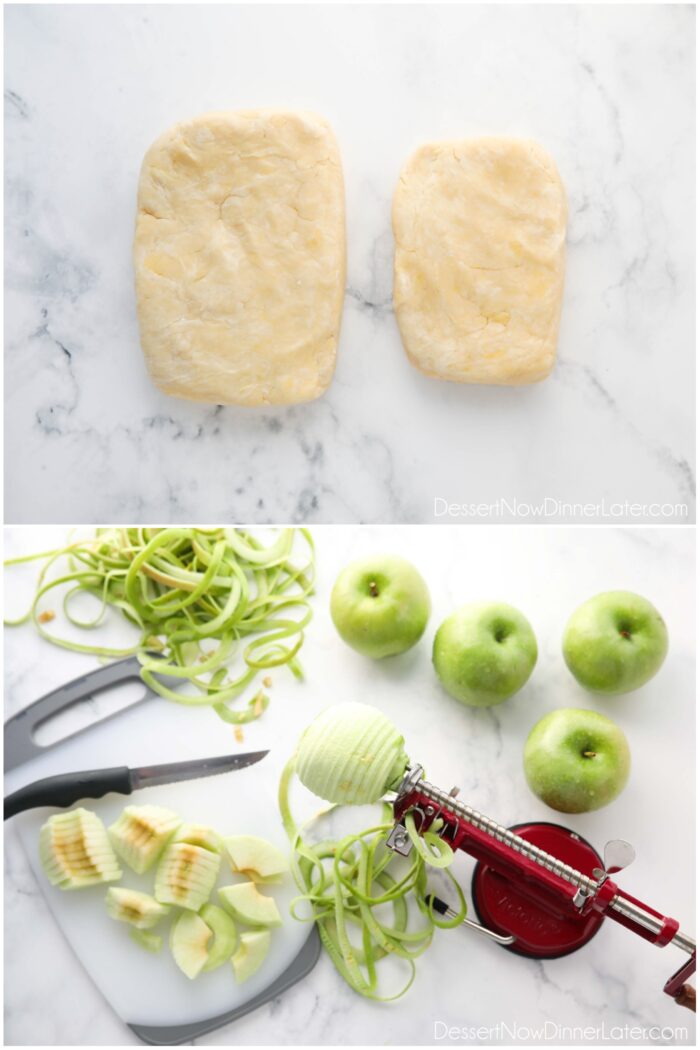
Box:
404, 770, 695, 957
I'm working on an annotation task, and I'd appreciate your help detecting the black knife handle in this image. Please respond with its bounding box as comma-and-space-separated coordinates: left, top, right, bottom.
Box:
4, 767, 133, 820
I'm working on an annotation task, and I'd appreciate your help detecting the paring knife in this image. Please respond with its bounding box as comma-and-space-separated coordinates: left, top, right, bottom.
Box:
3, 661, 323, 1044
3, 750, 269, 820
4, 655, 188, 773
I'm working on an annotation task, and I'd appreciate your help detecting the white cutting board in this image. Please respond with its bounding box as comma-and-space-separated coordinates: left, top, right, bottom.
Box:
4, 684, 315, 1029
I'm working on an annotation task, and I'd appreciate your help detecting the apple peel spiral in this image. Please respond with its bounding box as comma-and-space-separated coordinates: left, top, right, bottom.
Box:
279, 702, 465, 1001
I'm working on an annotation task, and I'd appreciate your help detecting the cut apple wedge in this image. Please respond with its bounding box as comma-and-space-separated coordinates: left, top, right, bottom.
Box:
170, 911, 212, 979
173, 824, 223, 855
218, 882, 282, 927
224, 835, 288, 881
105, 887, 169, 929
108, 805, 180, 874
155, 842, 221, 911
200, 903, 237, 972
40, 809, 122, 890
130, 928, 163, 953
231, 930, 271, 983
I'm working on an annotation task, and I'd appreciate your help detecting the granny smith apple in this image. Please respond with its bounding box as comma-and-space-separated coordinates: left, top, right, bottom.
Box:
432, 602, 537, 707
563, 591, 668, 695
219, 883, 282, 927
232, 930, 271, 983
224, 836, 287, 880
524, 708, 630, 813
330, 555, 431, 658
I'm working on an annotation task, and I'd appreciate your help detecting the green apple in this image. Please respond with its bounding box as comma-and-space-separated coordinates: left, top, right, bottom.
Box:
173, 824, 223, 854
524, 708, 630, 813
130, 928, 162, 953
105, 887, 169, 929
169, 911, 212, 979
330, 554, 430, 659
218, 882, 282, 927
432, 602, 537, 707
232, 930, 271, 983
563, 591, 668, 695
200, 903, 237, 972
224, 836, 288, 881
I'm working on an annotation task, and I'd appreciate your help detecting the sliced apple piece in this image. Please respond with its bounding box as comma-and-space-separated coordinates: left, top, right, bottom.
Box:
218, 882, 282, 927
170, 910, 212, 979
173, 824, 223, 854
130, 928, 163, 953
40, 809, 122, 890
200, 903, 237, 971
155, 842, 220, 911
105, 887, 169, 929
108, 805, 180, 874
231, 930, 271, 983
224, 835, 288, 881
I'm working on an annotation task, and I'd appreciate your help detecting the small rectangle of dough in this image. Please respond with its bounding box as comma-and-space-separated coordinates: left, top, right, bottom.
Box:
393, 138, 567, 385
134, 110, 345, 406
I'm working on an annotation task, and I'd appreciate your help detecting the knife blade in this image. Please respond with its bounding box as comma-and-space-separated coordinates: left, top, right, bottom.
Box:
4, 750, 269, 820
130, 751, 270, 789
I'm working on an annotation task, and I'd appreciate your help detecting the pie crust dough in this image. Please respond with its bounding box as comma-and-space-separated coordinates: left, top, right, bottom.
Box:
134, 110, 345, 406
393, 137, 567, 385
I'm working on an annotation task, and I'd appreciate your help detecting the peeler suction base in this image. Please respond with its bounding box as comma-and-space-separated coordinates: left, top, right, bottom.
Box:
471, 821, 605, 960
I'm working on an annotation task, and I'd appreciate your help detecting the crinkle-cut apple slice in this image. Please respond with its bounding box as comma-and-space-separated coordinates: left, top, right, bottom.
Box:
231, 930, 271, 982
200, 903, 237, 971
39, 809, 122, 890
173, 824, 223, 854
108, 805, 180, 873
218, 882, 282, 927
155, 842, 220, 911
105, 887, 170, 929
130, 928, 163, 953
224, 835, 288, 881
170, 911, 212, 979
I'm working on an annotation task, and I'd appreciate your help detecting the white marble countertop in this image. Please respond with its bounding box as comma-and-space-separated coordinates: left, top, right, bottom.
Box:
4, 4, 695, 525
4, 525, 696, 1045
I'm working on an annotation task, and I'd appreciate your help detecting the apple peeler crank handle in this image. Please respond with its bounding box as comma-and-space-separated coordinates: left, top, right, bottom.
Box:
395, 767, 695, 957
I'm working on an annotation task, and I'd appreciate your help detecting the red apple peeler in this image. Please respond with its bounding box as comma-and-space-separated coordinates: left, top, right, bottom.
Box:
387, 765, 696, 1011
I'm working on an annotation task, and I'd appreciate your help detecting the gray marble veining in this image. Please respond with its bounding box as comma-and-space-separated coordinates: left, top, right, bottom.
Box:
3, 525, 696, 1044
3, 5, 695, 523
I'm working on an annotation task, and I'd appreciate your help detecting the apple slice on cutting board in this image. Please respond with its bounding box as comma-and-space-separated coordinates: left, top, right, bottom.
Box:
4, 688, 312, 1032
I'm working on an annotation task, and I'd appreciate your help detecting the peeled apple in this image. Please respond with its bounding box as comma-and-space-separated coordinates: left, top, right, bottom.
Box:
40, 809, 122, 890
295, 702, 408, 804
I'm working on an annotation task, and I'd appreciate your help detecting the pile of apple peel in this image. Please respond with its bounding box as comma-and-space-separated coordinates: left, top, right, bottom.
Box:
39, 804, 288, 984
279, 702, 465, 1000
5, 526, 315, 727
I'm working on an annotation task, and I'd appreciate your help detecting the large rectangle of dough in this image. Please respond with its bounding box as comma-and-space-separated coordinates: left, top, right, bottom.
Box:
393, 138, 567, 385
134, 110, 345, 406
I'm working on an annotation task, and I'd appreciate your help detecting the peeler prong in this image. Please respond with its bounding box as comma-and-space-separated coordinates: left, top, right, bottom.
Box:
426, 895, 516, 946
